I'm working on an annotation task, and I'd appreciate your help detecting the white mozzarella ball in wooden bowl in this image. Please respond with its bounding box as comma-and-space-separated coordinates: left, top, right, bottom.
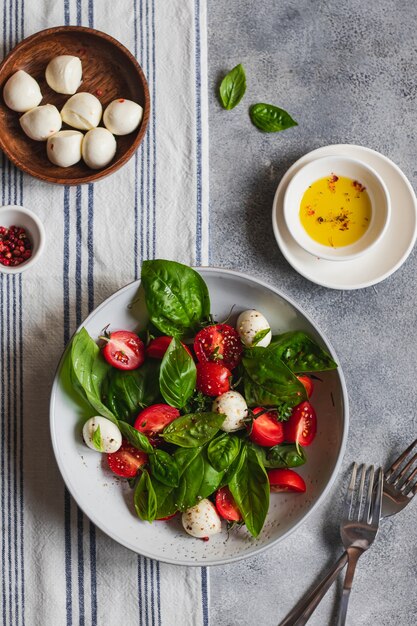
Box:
19, 104, 62, 141
61, 92, 102, 130
82, 127, 117, 169
3, 70, 42, 112
103, 98, 143, 135
47, 130, 84, 167
45, 55, 82, 95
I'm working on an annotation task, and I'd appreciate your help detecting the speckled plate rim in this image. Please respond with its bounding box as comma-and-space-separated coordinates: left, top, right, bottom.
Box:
272, 144, 417, 290
49, 267, 349, 566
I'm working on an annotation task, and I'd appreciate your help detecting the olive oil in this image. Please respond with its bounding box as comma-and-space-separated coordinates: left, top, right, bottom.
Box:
299, 174, 372, 248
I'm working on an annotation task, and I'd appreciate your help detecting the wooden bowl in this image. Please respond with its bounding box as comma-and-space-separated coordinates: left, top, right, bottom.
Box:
0, 26, 150, 185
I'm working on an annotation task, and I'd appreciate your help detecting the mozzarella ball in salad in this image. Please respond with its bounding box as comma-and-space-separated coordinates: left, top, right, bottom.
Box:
47, 130, 84, 167
103, 98, 143, 135
61, 92, 102, 130
3, 70, 43, 112
45, 55, 82, 95
82, 127, 117, 169
82, 416, 122, 453
19, 104, 62, 141
236, 309, 272, 348
212, 390, 248, 432
182, 499, 222, 538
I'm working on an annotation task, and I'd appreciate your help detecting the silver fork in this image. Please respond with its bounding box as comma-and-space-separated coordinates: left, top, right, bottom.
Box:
279, 438, 417, 626
336, 464, 383, 625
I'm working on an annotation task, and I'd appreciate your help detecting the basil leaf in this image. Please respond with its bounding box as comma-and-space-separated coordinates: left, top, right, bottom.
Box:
162, 412, 225, 448
134, 470, 157, 522
249, 103, 297, 133
242, 344, 307, 408
70, 328, 117, 423
159, 337, 196, 409
229, 444, 269, 537
141, 260, 210, 338
219, 63, 246, 110
253, 442, 307, 469
207, 433, 241, 471
91, 424, 103, 451
174, 446, 224, 511
105, 360, 161, 421
252, 328, 271, 347
118, 421, 154, 454
149, 449, 179, 487
270, 331, 337, 373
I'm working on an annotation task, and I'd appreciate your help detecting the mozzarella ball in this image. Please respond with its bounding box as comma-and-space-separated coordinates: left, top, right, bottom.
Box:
3, 70, 42, 112
103, 98, 143, 135
82, 127, 117, 169
45, 55, 82, 95
212, 390, 248, 432
19, 104, 62, 141
182, 499, 222, 538
46, 130, 83, 167
236, 310, 272, 348
61, 92, 102, 130
82, 416, 122, 453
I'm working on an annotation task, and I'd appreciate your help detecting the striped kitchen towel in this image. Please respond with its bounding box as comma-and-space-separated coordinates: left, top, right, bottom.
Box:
0, 1, 209, 625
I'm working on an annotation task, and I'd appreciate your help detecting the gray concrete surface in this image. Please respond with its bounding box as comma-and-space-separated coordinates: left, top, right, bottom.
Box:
207, 1, 417, 624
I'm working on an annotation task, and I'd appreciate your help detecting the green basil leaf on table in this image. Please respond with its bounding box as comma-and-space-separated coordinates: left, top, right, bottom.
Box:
141, 259, 210, 338
252, 328, 271, 347
207, 433, 241, 471
134, 470, 157, 522
149, 449, 180, 487
117, 421, 154, 454
70, 328, 117, 423
162, 412, 225, 447
91, 424, 103, 451
219, 63, 246, 110
269, 331, 337, 373
249, 103, 297, 133
252, 442, 307, 469
104, 360, 161, 422
229, 444, 270, 538
159, 337, 196, 409
242, 344, 307, 408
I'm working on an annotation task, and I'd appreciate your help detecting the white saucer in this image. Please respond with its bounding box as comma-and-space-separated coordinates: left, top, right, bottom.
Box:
272, 144, 417, 289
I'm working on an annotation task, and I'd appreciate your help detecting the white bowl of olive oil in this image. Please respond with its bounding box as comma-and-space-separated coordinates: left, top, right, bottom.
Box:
283, 156, 391, 261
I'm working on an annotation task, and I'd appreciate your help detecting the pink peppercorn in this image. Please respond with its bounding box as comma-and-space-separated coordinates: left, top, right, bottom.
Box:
0, 225, 32, 267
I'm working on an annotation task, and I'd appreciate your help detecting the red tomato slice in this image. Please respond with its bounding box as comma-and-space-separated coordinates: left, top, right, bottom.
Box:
156, 513, 177, 521
248, 407, 285, 447
196, 361, 231, 396
284, 401, 317, 447
297, 375, 314, 398
107, 439, 148, 478
215, 486, 242, 521
268, 469, 306, 493
194, 324, 243, 370
134, 404, 180, 436
102, 330, 145, 371
146, 336, 193, 359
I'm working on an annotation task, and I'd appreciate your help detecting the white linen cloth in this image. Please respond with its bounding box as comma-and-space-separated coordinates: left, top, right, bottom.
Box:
0, 1, 210, 625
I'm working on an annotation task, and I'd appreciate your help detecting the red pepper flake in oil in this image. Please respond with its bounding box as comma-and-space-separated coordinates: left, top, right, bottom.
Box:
352, 180, 366, 192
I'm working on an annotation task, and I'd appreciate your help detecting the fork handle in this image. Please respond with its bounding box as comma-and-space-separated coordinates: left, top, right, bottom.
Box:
336, 547, 363, 626
279, 551, 348, 626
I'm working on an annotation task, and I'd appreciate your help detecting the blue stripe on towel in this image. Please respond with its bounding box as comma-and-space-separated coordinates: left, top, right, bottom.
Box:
1, 273, 6, 626
194, 0, 203, 266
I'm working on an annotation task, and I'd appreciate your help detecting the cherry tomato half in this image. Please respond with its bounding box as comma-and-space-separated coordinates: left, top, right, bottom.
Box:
194, 324, 243, 370
248, 407, 285, 447
196, 361, 231, 396
134, 404, 180, 436
297, 375, 314, 398
102, 330, 145, 371
215, 486, 242, 522
284, 401, 317, 447
146, 336, 193, 359
268, 468, 306, 493
107, 439, 148, 478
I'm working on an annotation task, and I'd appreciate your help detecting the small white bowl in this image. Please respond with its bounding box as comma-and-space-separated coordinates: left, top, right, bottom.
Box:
283, 156, 391, 261
0, 205, 46, 273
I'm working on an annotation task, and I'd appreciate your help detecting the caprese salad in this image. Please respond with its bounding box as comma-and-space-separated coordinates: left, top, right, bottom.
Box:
65, 260, 337, 539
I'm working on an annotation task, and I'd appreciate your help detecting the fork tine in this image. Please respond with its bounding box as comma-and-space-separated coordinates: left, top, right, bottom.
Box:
385, 438, 417, 481
343, 462, 358, 520
372, 467, 384, 525
365, 465, 375, 523
401, 464, 417, 496
391, 451, 417, 490
355, 464, 367, 521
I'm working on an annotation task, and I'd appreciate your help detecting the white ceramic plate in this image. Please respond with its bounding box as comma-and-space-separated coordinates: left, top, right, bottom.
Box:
50, 268, 349, 566
272, 144, 417, 289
